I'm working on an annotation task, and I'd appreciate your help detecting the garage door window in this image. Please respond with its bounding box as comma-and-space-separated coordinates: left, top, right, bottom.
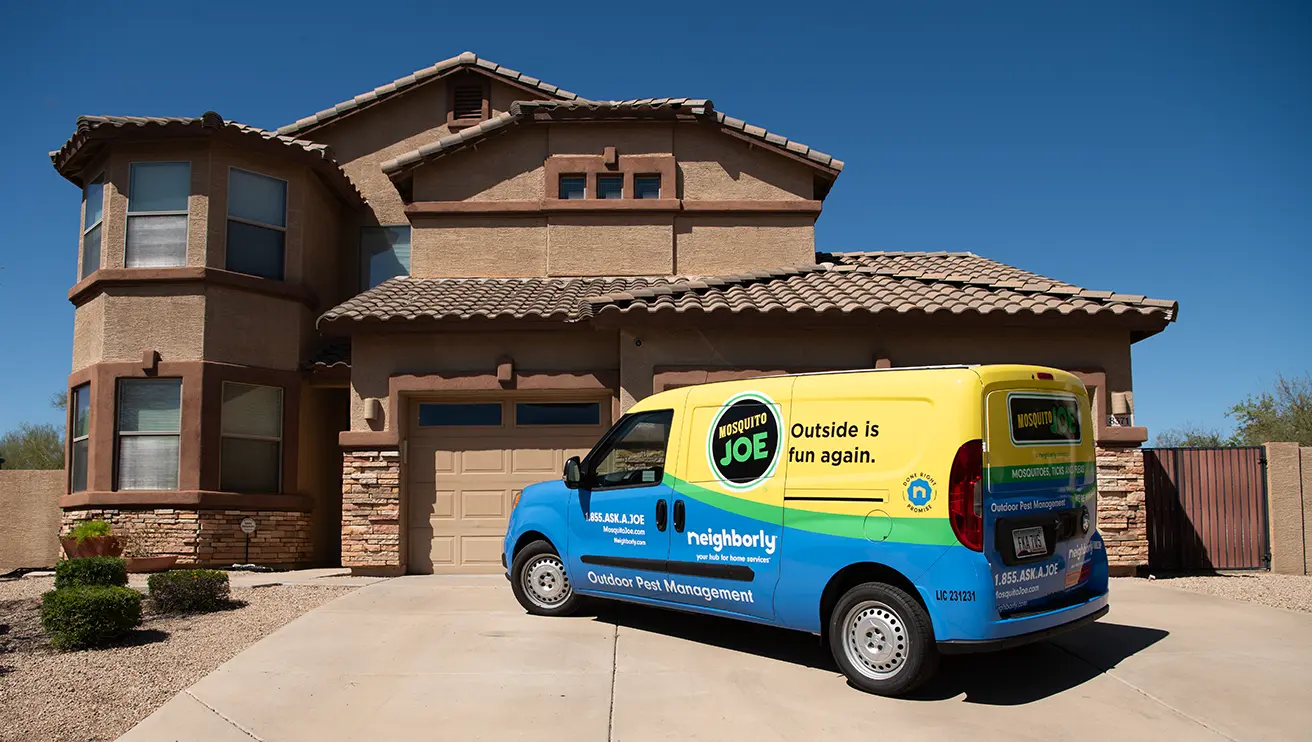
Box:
418, 403, 503, 427
515, 402, 601, 426
585, 410, 674, 490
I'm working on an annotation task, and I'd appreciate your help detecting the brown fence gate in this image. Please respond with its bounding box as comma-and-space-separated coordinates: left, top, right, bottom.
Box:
1143, 447, 1270, 571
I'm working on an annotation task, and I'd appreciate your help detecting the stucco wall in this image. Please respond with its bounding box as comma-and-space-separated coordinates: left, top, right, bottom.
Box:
100, 286, 206, 363
675, 125, 813, 201
548, 215, 674, 276
674, 214, 815, 274
202, 287, 308, 371
549, 123, 674, 157
412, 129, 548, 203
0, 470, 64, 571
1266, 442, 1311, 575
72, 295, 106, 372
411, 216, 549, 277
93, 143, 212, 272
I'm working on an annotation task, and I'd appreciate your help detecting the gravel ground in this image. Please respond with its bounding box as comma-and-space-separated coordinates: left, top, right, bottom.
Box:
0, 576, 355, 742
1140, 572, 1312, 613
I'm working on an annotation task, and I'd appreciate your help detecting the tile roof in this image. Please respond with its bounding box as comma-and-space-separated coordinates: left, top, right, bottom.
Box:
379, 99, 843, 177
318, 253, 1176, 334
50, 113, 362, 203
305, 338, 351, 370
275, 51, 585, 138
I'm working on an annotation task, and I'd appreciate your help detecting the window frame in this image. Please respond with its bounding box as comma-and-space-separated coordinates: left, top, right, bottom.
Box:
514, 401, 603, 427
219, 381, 284, 494
126, 161, 191, 268
558, 174, 587, 200
81, 173, 105, 279
634, 174, 662, 200
359, 225, 413, 291
581, 409, 675, 491
595, 174, 624, 200
69, 383, 91, 493
114, 377, 183, 492
225, 167, 289, 279
416, 402, 506, 429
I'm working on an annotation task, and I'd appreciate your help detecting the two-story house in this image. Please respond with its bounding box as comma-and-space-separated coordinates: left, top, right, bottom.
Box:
52, 52, 1176, 576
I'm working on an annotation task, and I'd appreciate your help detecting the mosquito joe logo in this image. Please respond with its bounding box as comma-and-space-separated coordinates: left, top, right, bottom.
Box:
707, 391, 783, 491
1009, 393, 1082, 445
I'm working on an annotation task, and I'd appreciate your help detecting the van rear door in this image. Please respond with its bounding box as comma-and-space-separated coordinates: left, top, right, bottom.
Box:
983, 383, 1098, 616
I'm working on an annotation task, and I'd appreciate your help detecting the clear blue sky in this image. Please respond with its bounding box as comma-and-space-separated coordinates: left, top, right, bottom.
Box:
1, 1, 1308, 439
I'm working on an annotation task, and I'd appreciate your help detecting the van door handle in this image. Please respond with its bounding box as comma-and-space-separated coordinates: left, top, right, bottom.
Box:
655, 499, 668, 532
673, 499, 685, 533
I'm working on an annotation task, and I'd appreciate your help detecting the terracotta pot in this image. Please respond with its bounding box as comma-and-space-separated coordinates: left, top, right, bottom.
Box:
125, 555, 179, 573
60, 535, 124, 559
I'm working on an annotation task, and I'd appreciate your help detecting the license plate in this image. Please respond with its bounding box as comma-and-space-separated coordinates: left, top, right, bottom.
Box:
1012, 526, 1047, 559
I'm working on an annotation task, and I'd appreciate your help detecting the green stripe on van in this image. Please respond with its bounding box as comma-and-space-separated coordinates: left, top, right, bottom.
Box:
667, 476, 959, 545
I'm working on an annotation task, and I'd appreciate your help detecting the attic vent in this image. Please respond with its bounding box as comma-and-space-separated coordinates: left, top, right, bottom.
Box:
453, 84, 484, 120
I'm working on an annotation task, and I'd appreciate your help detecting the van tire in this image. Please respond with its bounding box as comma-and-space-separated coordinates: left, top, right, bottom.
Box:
510, 540, 581, 617
828, 582, 938, 696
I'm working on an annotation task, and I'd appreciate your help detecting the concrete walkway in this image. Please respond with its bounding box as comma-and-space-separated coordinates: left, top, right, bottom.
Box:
121, 577, 1312, 741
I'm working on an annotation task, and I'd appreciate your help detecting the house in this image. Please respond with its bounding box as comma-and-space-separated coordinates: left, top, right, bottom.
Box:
51, 52, 1175, 575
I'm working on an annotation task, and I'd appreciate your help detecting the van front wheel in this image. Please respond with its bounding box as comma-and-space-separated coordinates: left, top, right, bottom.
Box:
510, 540, 581, 617
828, 582, 937, 696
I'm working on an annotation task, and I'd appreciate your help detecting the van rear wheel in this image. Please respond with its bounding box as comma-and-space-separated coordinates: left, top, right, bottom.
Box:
510, 540, 581, 617
828, 582, 937, 696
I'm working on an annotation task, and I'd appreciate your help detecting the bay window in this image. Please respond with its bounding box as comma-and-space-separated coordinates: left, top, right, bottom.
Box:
70, 384, 90, 492
81, 175, 104, 279
227, 169, 287, 280
116, 379, 182, 491
220, 382, 283, 493
126, 162, 190, 268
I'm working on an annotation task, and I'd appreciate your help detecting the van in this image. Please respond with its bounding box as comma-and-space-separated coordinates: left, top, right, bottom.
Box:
502, 365, 1109, 696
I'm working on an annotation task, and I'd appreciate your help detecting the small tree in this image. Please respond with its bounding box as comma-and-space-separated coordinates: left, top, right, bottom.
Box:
1153, 424, 1229, 448
0, 422, 64, 469
1229, 373, 1312, 446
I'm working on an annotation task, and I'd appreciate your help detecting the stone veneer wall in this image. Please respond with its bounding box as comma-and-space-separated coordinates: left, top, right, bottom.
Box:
1094, 446, 1148, 574
341, 449, 402, 573
61, 509, 313, 567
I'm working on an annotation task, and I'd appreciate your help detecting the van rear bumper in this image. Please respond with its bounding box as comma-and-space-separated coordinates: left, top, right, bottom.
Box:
938, 602, 1108, 654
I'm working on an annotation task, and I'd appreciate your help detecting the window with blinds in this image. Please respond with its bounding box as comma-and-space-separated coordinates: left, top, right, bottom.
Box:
220, 382, 283, 494
116, 379, 182, 491
227, 169, 287, 280
126, 162, 190, 268
82, 176, 104, 279
559, 175, 586, 200
361, 226, 412, 290
596, 175, 623, 200
453, 84, 484, 120
634, 175, 661, 200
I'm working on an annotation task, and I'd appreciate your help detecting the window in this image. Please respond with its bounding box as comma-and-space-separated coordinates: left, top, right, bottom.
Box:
361, 226, 411, 290
584, 410, 674, 489
516, 402, 602, 426
227, 169, 287, 280
220, 383, 283, 493
596, 175, 623, 200
452, 84, 484, 120
70, 384, 90, 492
116, 379, 182, 491
559, 175, 586, 200
418, 403, 503, 427
81, 175, 104, 279
126, 162, 190, 268
634, 175, 661, 200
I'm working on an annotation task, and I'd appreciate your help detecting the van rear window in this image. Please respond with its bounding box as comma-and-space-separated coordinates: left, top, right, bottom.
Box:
1008, 393, 1081, 445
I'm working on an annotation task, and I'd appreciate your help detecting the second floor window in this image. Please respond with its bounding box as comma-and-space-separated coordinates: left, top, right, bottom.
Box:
81, 175, 104, 280
596, 175, 623, 200
227, 169, 287, 280
70, 384, 91, 492
634, 175, 661, 200
559, 175, 586, 200
361, 226, 411, 290
127, 162, 190, 268
116, 378, 182, 491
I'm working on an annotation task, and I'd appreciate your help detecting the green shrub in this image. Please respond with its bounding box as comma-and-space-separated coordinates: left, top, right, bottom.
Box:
147, 569, 231, 613
54, 556, 128, 589
41, 585, 143, 650
68, 520, 112, 543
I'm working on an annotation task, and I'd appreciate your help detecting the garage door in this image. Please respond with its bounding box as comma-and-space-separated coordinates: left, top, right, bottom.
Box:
406, 395, 610, 574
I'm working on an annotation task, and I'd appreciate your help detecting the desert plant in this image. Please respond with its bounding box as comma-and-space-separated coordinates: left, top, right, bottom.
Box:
147, 569, 231, 613
40, 585, 143, 650
54, 556, 128, 589
68, 520, 113, 543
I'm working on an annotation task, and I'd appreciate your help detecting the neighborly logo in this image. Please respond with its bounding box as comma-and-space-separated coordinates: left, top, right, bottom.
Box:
901, 472, 937, 513
707, 391, 782, 491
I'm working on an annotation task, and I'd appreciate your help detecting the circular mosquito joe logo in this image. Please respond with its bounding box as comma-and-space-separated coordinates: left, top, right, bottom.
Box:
902, 472, 937, 513
706, 391, 782, 491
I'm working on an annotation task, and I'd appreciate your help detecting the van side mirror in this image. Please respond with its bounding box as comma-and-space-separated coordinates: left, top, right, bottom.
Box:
563, 456, 583, 489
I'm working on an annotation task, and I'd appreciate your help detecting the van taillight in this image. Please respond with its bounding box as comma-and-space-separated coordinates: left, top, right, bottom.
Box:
949, 439, 984, 551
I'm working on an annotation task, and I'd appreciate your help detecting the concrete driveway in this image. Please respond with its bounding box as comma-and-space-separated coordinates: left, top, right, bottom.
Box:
121, 576, 1311, 742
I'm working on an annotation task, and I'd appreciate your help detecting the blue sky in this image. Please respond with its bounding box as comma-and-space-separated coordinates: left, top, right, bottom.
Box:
1, 1, 1308, 439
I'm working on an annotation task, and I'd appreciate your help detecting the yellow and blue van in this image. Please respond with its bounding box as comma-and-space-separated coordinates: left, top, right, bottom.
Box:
503, 365, 1108, 695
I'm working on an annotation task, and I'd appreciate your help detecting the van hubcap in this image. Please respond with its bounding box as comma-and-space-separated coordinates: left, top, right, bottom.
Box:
523, 555, 571, 609
843, 600, 908, 680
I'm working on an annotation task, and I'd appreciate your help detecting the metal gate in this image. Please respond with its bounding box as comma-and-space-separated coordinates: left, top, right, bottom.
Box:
1143, 447, 1270, 571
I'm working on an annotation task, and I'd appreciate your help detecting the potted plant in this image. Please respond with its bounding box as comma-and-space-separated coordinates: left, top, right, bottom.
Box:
61, 520, 123, 559
117, 521, 179, 573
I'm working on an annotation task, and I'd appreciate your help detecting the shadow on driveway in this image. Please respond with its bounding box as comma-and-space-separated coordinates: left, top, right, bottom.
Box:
591, 602, 1167, 705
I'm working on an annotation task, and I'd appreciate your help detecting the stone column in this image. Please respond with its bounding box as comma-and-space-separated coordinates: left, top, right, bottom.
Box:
341, 448, 403, 575
1095, 445, 1148, 575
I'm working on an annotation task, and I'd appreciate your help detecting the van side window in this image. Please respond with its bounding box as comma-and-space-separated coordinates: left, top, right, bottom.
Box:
586, 410, 674, 490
